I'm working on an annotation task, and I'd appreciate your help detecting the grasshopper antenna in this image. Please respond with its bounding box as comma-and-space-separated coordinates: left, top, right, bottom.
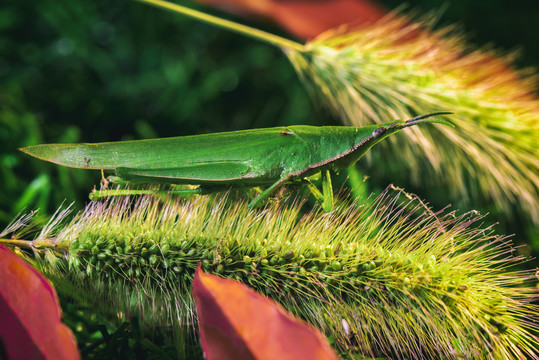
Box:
404, 111, 454, 126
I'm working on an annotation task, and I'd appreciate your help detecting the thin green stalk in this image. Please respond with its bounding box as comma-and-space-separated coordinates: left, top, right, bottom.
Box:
137, 0, 306, 52
0, 238, 34, 248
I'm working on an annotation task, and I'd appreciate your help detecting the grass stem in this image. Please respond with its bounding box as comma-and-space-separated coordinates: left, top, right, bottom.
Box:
137, 0, 306, 52
0, 238, 34, 248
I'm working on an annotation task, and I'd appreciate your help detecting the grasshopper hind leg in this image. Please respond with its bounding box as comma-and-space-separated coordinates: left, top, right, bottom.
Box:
89, 182, 238, 201
89, 186, 209, 200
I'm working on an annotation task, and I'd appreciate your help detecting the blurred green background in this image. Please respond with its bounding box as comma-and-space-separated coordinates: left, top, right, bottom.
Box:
1, 0, 537, 250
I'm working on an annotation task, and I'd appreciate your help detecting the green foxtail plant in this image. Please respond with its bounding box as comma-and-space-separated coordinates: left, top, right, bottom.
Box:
2, 188, 538, 359
285, 15, 539, 224
137, 0, 539, 224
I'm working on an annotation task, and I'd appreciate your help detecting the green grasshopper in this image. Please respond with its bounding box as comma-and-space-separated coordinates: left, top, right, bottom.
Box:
20, 112, 452, 211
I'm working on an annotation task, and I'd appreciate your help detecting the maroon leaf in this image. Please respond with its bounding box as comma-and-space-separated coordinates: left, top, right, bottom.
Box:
0, 245, 79, 360
192, 266, 338, 360
196, 0, 387, 39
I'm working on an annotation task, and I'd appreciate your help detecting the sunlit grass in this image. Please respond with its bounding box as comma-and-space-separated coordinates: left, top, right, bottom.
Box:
136, 0, 539, 224
2, 190, 537, 358
286, 14, 539, 223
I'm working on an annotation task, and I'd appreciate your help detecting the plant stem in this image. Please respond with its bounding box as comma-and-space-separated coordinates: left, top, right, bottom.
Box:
0, 238, 33, 249
136, 0, 306, 52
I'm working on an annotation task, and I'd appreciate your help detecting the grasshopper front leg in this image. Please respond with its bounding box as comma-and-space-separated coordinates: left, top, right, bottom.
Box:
303, 170, 334, 212
248, 170, 332, 209
321, 170, 334, 212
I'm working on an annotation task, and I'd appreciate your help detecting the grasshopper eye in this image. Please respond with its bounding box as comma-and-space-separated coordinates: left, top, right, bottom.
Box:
372, 127, 387, 139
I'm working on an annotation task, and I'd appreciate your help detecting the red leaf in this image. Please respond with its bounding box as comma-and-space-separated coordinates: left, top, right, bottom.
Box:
0, 245, 80, 360
196, 0, 387, 39
192, 266, 338, 360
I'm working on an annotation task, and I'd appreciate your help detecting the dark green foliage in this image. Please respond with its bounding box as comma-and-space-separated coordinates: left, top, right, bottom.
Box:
60, 305, 203, 360
1, 0, 538, 358
0, 0, 325, 225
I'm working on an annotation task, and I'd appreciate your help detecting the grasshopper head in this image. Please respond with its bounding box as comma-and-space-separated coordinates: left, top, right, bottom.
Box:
373, 111, 454, 141
338, 111, 454, 170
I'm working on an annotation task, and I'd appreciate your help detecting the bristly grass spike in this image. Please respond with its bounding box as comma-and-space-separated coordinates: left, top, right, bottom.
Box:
136, 0, 539, 223
1, 190, 537, 359
20, 112, 452, 211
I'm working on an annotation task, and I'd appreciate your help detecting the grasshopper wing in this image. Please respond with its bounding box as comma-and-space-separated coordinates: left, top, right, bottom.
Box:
115, 161, 261, 185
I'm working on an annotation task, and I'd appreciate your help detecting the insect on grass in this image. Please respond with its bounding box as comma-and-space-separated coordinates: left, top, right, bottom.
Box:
20, 112, 453, 210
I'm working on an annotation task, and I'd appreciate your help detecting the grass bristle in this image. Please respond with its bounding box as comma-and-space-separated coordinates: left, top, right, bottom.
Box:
3, 189, 537, 359
285, 13, 539, 223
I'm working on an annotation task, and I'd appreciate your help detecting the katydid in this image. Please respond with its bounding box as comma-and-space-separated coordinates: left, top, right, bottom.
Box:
20, 112, 452, 210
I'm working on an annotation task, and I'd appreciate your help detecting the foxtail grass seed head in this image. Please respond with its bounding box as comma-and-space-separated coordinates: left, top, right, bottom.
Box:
2, 190, 537, 359
285, 14, 539, 223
